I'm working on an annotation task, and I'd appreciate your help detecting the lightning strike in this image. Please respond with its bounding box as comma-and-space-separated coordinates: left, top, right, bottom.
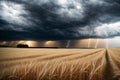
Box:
66, 40, 71, 48
95, 39, 99, 48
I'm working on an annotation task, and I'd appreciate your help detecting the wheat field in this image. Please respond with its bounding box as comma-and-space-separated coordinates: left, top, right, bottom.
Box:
0, 48, 120, 80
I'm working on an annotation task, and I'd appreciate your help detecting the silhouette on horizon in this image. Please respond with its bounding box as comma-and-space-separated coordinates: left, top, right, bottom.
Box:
17, 44, 29, 48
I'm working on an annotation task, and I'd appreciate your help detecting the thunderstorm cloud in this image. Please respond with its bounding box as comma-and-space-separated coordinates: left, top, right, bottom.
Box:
0, 0, 120, 40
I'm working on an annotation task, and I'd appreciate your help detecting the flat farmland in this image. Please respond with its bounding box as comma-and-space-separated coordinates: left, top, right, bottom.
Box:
0, 48, 120, 80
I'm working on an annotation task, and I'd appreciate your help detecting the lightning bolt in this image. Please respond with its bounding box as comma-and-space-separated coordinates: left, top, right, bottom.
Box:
95, 39, 99, 48
66, 40, 71, 48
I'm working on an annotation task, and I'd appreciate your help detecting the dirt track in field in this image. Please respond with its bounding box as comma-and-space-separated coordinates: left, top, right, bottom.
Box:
0, 48, 120, 80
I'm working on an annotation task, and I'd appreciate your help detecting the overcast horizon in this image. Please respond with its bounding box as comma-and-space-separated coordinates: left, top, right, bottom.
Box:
0, 0, 120, 48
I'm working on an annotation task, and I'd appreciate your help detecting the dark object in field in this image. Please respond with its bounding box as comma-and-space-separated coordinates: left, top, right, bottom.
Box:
17, 44, 29, 48
0, 45, 9, 47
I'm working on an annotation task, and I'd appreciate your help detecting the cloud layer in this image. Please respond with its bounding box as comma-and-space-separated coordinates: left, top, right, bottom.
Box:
0, 0, 120, 40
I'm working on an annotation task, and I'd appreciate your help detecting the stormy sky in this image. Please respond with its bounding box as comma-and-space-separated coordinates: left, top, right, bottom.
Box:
0, 0, 120, 41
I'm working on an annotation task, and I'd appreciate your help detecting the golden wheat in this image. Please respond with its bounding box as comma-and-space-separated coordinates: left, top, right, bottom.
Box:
0, 48, 120, 80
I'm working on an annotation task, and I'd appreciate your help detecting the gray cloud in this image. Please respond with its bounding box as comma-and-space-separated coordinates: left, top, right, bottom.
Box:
0, 0, 120, 40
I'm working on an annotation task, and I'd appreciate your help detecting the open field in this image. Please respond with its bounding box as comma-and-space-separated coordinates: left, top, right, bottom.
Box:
0, 48, 120, 80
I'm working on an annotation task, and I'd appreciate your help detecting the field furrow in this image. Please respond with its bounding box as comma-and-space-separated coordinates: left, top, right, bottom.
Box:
0, 48, 120, 80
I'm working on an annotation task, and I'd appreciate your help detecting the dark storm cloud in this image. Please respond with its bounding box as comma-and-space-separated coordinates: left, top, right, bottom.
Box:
0, 0, 120, 41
